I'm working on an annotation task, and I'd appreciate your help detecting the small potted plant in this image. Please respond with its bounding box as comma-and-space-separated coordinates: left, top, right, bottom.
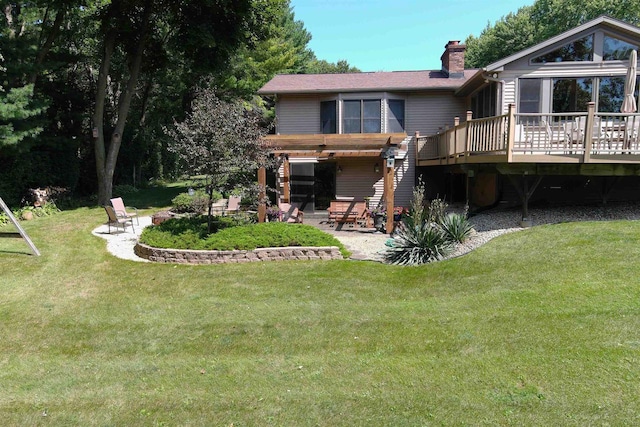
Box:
369, 205, 387, 232
266, 206, 281, 222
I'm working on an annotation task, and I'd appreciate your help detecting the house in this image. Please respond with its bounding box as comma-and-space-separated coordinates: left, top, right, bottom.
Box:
259, 16, 640, 225
417, 15, 640, 222
257, 41, 477, 218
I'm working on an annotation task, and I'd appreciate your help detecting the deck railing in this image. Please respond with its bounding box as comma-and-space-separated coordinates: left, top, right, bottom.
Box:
417, 103, 640, 164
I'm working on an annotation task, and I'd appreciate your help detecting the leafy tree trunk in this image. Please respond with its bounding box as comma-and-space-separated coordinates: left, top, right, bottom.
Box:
94, 3, 150, 205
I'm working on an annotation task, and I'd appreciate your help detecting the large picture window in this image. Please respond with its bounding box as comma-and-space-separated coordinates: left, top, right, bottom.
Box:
343, 99, 381, 133
553, 78, 593, 113
388, 100, 405, 132
320, 101, 336, 134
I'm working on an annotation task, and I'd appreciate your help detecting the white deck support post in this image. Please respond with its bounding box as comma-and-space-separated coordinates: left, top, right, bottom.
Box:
0, 197, 40, 256
583, 102, 596, 163
507, 104, 516, 163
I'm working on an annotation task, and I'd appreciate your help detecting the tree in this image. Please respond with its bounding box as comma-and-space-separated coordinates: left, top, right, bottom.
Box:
0, 55, 43, 145
90, 0, 285, 205
166, 87, 275, 230
304, 58, 360, 74
465, 0, 640, 68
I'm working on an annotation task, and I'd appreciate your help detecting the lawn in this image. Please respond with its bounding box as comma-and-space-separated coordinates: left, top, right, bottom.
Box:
1, 187, 640, 425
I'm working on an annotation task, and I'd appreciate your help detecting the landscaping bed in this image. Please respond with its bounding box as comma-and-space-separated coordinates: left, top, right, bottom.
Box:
138, 215, 349, 264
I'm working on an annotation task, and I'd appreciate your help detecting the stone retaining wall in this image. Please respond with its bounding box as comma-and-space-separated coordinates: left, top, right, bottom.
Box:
134, 242, 343, 264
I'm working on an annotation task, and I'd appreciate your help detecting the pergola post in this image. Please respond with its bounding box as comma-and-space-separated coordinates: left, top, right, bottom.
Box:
384, 160, 395, 234
257, 166, 266, 223
282, 156, 290, 203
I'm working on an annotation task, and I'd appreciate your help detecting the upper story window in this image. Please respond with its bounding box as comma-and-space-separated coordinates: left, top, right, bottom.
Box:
343, 99, 381, 133
388, 100, 405, 132
603, 35, 638, 60
320, 101, 336, 134
532, 35, 594, 63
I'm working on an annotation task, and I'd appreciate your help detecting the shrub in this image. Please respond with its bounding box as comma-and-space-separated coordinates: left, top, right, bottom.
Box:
140, 221, 349, 257
14, 203, 60, 220
440, 213, 473, 243
384, 223, 454, 265
113, 184, 139, 196
171, 190, 217, 214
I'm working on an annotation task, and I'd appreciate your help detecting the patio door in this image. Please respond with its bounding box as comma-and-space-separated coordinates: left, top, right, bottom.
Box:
290, 163, 315, 212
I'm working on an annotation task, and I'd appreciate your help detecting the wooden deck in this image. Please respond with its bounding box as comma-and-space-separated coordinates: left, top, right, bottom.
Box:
416, 103, 640, 168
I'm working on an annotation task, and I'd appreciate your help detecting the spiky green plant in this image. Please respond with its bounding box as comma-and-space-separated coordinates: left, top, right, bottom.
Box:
427, 197, 448, 224
440, 212, 474, 243
384, 223, 454, 265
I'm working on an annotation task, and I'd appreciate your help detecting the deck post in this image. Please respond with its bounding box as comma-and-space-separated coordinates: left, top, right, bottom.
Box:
583, 102, 595, 163
283, 156, 290, 203
257, 167, 266, 223
506, 104, 515, 163
465, 111, 473, 156
453, 117, 460, 159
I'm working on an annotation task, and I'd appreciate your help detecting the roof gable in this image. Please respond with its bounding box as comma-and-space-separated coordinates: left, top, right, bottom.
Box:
485, 15, 640, 71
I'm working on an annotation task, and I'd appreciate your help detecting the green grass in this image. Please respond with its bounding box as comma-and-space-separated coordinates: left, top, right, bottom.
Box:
1, 194, 640, 425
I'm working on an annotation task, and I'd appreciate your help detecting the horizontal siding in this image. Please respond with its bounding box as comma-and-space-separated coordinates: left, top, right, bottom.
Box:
503, 79, 516, 114
277, 95, 323, 134
406, 92, 467, 136
393, 136, 415, 207
335, 159, 382, 206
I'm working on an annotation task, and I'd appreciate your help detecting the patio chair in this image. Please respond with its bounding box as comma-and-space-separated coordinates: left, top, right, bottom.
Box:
224, 196, 242, 215
278, 202, 303, 223
110, 197, 139, 225
104, 205, 135, 233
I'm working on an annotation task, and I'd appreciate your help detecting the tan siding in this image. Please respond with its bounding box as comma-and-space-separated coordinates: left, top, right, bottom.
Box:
335, 159, 381, 206
503, 78, 516, 114
405, 92, 467, 136
277, 95, 323, 134
393, 136, 415, 207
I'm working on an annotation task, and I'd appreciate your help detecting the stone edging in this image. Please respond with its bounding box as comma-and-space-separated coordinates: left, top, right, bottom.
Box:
134, 242, 343, 264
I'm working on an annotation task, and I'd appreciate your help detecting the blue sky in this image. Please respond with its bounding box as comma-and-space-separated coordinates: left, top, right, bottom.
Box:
290, 0, 534, 72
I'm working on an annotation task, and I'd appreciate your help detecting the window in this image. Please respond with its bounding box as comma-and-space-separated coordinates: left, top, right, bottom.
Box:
388, 100, 405, 132
598, 77, 625, 112
320, 101, 336, 134
519, 79, 542, 113
343, 99, 381, 133
532, 35, 594, 63
343, 100, 361, 133
552, 78, 593, 113
603, 35, 638, 61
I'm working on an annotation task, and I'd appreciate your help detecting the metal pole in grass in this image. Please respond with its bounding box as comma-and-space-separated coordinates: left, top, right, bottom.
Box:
0, 197, 41, 256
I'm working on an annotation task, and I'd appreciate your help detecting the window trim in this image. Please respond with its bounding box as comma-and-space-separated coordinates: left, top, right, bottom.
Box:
341, 99, 382, 134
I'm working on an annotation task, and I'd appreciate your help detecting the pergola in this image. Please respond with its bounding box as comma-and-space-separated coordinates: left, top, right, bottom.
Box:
256, 133, 407, 232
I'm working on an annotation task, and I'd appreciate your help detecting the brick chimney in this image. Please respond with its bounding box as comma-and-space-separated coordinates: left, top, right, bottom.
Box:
440, 40, 466, 78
